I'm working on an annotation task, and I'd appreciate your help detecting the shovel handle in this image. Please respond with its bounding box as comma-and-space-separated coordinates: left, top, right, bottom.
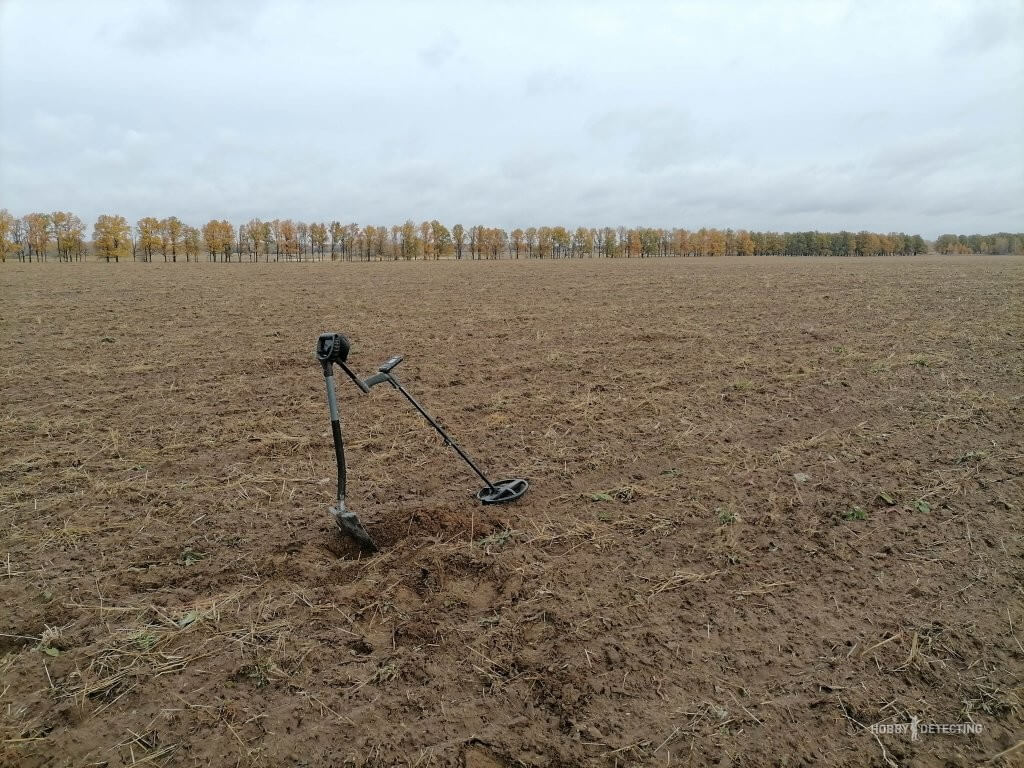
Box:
323, 373, 347, 500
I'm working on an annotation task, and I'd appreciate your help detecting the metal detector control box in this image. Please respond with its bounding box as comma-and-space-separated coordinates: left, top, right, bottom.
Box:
316, 332, 528, 551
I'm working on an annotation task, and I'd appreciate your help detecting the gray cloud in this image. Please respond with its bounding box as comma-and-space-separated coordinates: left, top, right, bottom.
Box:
1, 0, 1021, 237
941, 0, 1024, 55
106, 0, 270, 52
417, 30, 460, 69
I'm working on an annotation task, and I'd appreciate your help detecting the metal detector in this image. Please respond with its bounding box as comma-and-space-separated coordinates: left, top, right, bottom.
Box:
316, 332, 529, 551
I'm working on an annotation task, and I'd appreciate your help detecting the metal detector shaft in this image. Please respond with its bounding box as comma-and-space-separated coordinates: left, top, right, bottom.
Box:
337, 360, 370, 394
389, 378, 498, 492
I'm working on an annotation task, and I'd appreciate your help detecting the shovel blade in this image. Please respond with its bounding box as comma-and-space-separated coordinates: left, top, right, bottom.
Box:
330, 505, 378, 553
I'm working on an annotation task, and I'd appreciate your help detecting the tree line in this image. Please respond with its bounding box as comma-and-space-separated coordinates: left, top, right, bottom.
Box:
933, 233, 1024, 255
0, 209, 1020, 263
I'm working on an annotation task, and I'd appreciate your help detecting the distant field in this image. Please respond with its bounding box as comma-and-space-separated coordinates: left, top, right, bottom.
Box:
1, 255, 1021, 766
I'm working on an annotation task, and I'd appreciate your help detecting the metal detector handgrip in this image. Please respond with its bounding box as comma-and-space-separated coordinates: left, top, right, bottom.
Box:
316, 333, 350, 366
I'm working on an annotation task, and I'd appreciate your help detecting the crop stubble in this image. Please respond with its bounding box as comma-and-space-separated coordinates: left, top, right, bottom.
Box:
0, 256, 1021, 766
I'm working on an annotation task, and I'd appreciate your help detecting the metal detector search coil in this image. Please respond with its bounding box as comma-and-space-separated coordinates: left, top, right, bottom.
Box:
316, 332, 529, 551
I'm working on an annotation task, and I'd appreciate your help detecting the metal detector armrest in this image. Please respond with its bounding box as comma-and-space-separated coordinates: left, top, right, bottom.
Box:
378, 356, 403, 373
359, 355, 403, 389
362, 372, 393, 389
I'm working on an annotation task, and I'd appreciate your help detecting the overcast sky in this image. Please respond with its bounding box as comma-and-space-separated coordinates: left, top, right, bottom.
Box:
1, 0, 1021, 237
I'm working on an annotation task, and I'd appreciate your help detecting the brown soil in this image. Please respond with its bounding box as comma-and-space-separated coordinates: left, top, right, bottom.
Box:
1, 256, 1021, 767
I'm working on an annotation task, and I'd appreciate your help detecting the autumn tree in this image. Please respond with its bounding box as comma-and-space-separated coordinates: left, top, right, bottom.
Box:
551, 227, 570, 258
419, 221, 433, 260
510, 228, 524, 258
51, 211, 70, 261
245, 218, 266, 261
135, 218, 159, 262
344, 223, 358, 259
11, 218, 26, 261
156, 220, 169, 260
280, 219, 298, 259
430, 220, 451, 259
934, 235, 954, 254
363, 226, 378, 261
159, 217, 182, 261
670, 228, 687, 257
269, 219, 282, 260
202, 220, 219, 261
619, 228, 634, 257
814, 231, 832, 256
48, 211, 83, 261
398, 220, 418, 259
736, 229, 755, 256
477, 227, 493, 258
489, 228, 508, 259
222, 221, 236, 260
296, 222, 309, 260
855, 231, 881, 257
24, 213, 51, 261
201, 219, 233, 261
476, 227, 488, 259
183, 225, 200, 262
452, 224, 465, 260
67, 215, 86, 260
0, 209, 14, 262
310, 222, 328, 260
707, 228, 726, 257
329, 221, 343, 260
536, 227, 552, 258
261, 221, 274, 261
358, 227, 371, 260
572, 227, 593, 258
93, 214, 130, 262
